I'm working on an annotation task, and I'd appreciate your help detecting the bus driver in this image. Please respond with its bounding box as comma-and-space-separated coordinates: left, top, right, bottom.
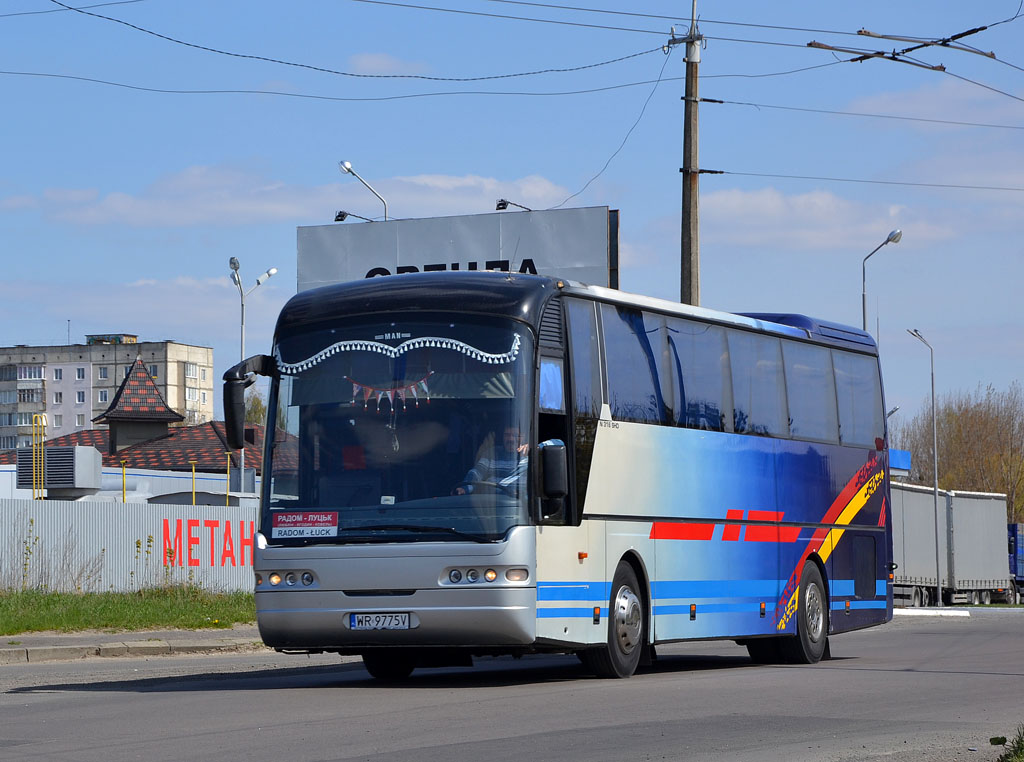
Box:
453, 426, 529, 496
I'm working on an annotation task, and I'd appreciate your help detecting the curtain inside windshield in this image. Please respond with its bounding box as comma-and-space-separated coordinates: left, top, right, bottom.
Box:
264, 316, 533, 543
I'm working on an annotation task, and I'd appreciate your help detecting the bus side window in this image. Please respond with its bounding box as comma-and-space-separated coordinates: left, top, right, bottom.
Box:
783, 340, 839, 444
601, 303, 668, 425
727, 330, 789, 438
665, 317, 731, 432
565, 299, 602, 514
833, 350, 884, 448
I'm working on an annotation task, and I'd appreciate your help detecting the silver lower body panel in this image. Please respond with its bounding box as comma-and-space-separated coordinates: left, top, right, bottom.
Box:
256, 587, 537, 650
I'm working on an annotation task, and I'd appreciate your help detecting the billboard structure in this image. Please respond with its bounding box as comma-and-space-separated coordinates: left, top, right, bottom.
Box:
297, 206, 619, 292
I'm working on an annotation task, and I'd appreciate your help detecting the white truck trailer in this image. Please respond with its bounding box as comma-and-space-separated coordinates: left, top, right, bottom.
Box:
890, 483, 1013, 606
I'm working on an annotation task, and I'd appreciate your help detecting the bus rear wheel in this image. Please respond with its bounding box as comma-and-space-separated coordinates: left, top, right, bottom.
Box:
780, 562, 828, 664
362, 650, 416, 680
583, 561, 644, 678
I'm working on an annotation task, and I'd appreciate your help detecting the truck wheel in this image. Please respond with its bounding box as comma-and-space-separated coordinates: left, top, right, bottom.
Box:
584, 561, 644, 678
981, 590, 992, 605
362, 650, 415, 680
971, 590, 980, 606
780, 562, 828, 664
911, 587, 922, 607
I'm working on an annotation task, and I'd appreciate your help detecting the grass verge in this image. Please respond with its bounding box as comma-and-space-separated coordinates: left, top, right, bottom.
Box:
996, 726, 1024, 762
0, 588, 255, 635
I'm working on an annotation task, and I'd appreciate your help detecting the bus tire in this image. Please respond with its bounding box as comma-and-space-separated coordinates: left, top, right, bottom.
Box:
362, 650, 415, 680
586, 561, 644, 678
746, 638, 782, 664
780, 562, 828, 664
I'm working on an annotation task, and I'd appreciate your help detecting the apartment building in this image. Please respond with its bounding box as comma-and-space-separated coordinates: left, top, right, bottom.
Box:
0, 333, 214, 449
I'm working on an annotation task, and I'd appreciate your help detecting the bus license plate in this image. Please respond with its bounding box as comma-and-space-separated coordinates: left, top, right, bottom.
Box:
350, 613, 410, 630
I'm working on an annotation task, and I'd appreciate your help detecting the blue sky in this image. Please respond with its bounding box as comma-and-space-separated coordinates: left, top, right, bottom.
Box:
2, 0, 1023, 424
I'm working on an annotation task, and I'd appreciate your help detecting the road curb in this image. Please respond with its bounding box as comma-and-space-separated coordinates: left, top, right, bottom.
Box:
893, 608, 971, 618
1, 639, 266, 665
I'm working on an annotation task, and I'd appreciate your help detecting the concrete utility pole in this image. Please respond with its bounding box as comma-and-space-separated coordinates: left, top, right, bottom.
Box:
676, 0, 702, 305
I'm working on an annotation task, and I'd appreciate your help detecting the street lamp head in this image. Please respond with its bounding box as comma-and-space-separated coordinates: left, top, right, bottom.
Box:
255, 267, 277, 286
229, 256, 240, 271
495, 199, 509, 211
334, 210, 348, 222
339, 160, 353, 174
887, 229, 903, 244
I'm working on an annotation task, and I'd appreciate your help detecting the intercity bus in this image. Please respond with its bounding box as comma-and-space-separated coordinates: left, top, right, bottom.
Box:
224, 271, 892, 679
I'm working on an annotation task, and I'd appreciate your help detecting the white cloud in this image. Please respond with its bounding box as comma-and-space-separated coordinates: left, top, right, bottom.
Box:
700, 187, 954, 250
0, 195, 37, 210
847, 78, 1024, 132
347, 52, 429, 75
15, 166, 571, 228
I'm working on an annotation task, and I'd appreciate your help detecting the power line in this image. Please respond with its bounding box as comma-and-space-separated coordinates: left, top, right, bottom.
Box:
478, 0, 869, 38
701, 61, 845, 79
0, 0, 145, 18
46, 0, 662, 81
706, 97, 1024, 131
550, 48, 674, 210
716, 170, 1024, 193
1, 67, 688, 100
348, 0, 665, 34
942, 69, 1024, 104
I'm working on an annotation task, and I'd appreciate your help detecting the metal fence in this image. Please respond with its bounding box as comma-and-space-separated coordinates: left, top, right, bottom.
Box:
1, 499, 257, 593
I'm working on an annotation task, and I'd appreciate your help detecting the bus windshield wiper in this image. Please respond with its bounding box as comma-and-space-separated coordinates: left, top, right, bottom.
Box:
339, 524, 493, 543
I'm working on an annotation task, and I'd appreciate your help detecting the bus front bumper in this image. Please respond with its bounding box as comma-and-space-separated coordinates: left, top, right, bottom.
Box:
256, 586, 537, 650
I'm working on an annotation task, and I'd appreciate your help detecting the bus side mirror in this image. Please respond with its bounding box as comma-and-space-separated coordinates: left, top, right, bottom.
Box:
224, 378, 247, 450
540, 441, 568, 518
223, 355, 278, 451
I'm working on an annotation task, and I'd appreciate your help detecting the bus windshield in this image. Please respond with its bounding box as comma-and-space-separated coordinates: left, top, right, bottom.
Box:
263, 314, 534, 545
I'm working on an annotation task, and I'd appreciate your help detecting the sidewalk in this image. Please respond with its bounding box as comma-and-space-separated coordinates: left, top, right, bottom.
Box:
0, 623, 266, 665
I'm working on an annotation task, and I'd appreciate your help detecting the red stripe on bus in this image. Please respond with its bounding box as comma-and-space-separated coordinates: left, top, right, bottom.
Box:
722, 509, 744, 541
649, 522, 715, 540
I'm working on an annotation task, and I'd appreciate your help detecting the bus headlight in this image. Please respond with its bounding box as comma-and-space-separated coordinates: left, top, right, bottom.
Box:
484, 569, 497, 582
449, 569, 462, 583
302, 572, 314, 586
506, 569, 529, 582
285, 573, 297, 586
466, 569, 479, 583
269, 572, 282, 586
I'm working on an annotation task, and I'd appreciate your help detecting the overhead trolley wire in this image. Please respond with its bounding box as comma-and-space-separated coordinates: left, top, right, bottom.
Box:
715, 170, 1024, 194
707, 97, 1024, 131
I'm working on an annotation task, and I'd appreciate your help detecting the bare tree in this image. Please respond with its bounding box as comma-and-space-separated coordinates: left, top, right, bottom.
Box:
891, 382, 1024, 522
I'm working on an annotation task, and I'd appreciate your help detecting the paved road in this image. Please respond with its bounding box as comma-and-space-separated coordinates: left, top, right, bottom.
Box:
1, 610, 1021, 762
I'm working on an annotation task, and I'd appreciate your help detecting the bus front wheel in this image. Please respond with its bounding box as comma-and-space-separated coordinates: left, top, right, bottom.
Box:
583, 562, 644, 678
362, 650, 415, 680
780, 562, 828, 664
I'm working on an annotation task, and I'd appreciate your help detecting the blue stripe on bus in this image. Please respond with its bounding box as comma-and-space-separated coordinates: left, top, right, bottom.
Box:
652, 580, 786, 599
536, 607, 608, 618
831, 600, 887, 610
653, 603, 763, 615
537, 582, 610, 601
831, 580, 889, 597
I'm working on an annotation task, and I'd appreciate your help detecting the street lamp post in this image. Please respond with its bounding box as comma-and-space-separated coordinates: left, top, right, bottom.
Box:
907, 328, 943, 607
862, 229, 902, 332
229, 257, 277, 489
339, 160, 388, 221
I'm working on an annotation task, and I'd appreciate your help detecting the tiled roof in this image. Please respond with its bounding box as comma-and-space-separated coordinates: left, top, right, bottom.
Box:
93, 357, 183, 423
0, 423, 266, 474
